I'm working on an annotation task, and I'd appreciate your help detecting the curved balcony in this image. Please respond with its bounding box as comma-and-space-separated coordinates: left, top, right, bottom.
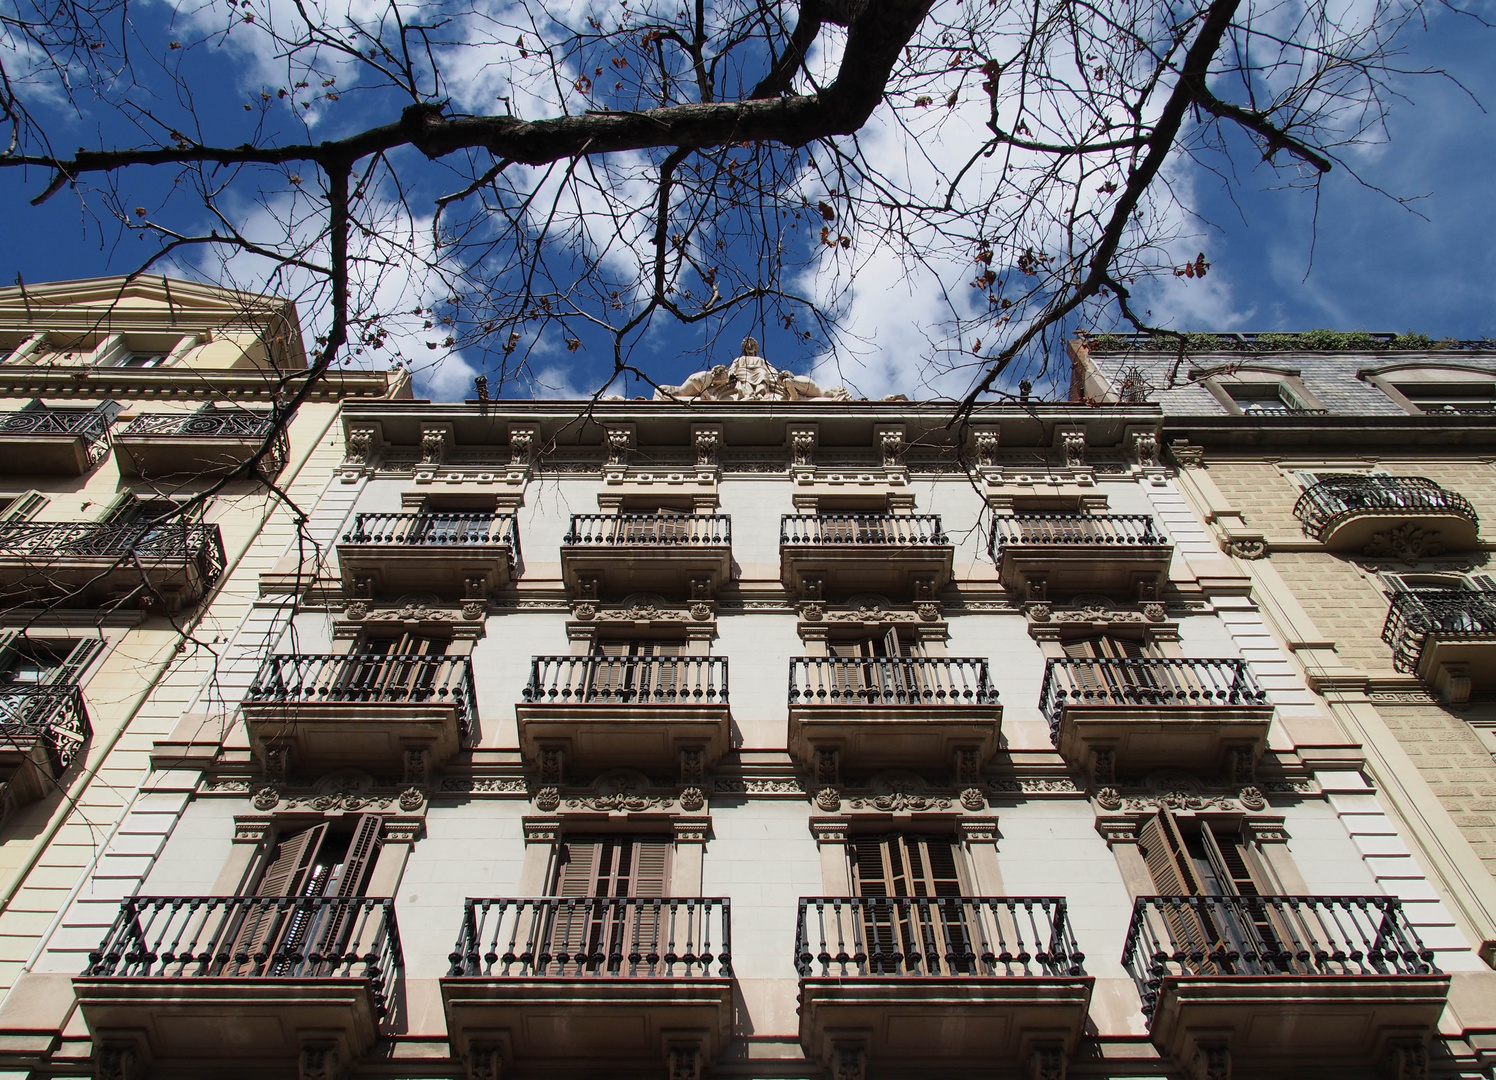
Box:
1293, 475, 1478, 553
0, 520, 224, 610
114, 410, 288, 478
0, 683, 90, 815
780, 514, 952, 598
0, 406, 113, 475
797, 896, 1091, 1076
1040, 658, 1271, 782
517, 655, 730, 777
243, 652, 476, 774
787, 657, 1001, 776
337, 512, 518, 599
1383, 588, 1496, 701
75, 895, 400, 1074
1124, 895, 1447, 1075
990, 513, 1172, 600
442, 897, 732, 1076
560, 513, 732, 596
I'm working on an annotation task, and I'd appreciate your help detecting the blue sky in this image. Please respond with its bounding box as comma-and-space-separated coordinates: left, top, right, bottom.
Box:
1, 0, 1492, 401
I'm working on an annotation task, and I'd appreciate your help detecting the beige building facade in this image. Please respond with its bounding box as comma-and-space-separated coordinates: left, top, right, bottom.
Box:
1074, 333, 1496, 969
0, 338, 1490, 1079
0, 275, 406, 1028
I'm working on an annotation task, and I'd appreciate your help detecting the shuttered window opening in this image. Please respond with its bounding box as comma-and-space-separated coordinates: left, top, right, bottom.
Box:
349, 633, 450, 699
825, 629, 925, 700
0, 634, 102, 727
851, 835, 975, 975
592, 640, 684, 700
1060, 633, 1159, 697
546, 836, 671, 975
1138, 809, 1287, 975
229, 815, 384, 976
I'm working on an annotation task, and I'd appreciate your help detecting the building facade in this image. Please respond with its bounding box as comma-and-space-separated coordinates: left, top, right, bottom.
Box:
0, 275, 407, 1048
0, 336, 1492, 1079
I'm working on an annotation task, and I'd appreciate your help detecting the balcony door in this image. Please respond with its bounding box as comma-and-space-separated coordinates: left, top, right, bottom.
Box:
351, 633, 450, 700
851, 834, 975, 975
591, 639, 683, 702
1060, 634, 1158, 699
827, 630, 918, 703
615, 501, 693, 543
229, 815, 383, 976
0, 634, 100, 727
545, 835, 670, 975
1139, 810, 1285, 975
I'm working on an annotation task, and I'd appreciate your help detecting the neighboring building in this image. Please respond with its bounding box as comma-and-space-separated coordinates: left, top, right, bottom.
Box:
0, 275, 407, 1032
1072, 331, 1496, 969
1, 336, 1491, 1080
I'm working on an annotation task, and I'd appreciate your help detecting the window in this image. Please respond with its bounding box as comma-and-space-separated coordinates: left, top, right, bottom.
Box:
1059, 633, 1157, 695
613, 499, 694, 542
1227, 385, 1302, 414
353, 633, 451, 697
0, 634, 101, 688
851, 834, 974, 975
230, 816, 384, 976
546, 835, 671, 975
118, 352, 166, 368
592, 639, 684, 699
1138, 809, 1286, 973
1394, 383, 1496, 415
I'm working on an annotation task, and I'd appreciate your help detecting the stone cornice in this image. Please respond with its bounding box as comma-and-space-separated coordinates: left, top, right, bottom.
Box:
0, 366, 398, 402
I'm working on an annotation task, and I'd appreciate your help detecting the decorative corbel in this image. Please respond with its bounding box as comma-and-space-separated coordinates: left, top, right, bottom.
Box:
875, 425, 907, 468
1058, 429, 1086, 468
692, 425, 722, 468
420, 425, 449, 465
605, 426, 634, 465
972, 427, 1000, 468
344, 427, 374, 464
508, 424, 538, 468
1129, 429, 1160, 465
788, 424, 818, 467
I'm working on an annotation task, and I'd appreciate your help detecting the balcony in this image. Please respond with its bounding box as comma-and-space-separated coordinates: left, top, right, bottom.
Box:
242, 652, 476, 773
0, 406, 113, 475
560, 514, 732, 596
442, 897, 732, 1075
1383, 588, 1496, 700
1124, 895, 1448, 1073
780, 514, 952, 597
114, 410, 289, 478
0, 684, 90, 812
336, 512, 518, 598
990, 513, 1172, 599
74, 895, 400, 1073
787, 657, 1001, 776
1294, 475, 1479, 553
797, 897, 1091, 1075
1040, 658, 1272, 781
0, 520, 225, 610
517, 656, 730, 776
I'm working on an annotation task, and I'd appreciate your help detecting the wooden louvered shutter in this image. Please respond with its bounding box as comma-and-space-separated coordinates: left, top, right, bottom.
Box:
853, 836, 967, 975
229, 824, 328, 974
1197, 823, 1289, 969
310, 815, 384, 970
591, 641, 629, 701
548, 839, 601, 974
642, 641, 683, 703
655, 510, 690, 542
48, 638, 103, 686
546, 838, 671, 975
1138, 811, 1220, 973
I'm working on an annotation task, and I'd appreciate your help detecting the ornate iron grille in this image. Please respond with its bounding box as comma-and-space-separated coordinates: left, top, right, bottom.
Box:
1039, 658, 1267, 737
1381, 589, 1496, 673
246, 653, 477, 741
1293, 475, 1477, 541
85, 896, 401, 1018
1122, 895, 1435, 1024
0, 407, 114, 467
523, 655, 728, 705
448, 897, 731, 978
0, 683, 90, 775
796, 897, 1083, 978
788, 657, 997, 706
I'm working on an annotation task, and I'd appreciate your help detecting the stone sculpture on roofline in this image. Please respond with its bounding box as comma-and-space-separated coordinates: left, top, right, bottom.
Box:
654, 337, 853, 402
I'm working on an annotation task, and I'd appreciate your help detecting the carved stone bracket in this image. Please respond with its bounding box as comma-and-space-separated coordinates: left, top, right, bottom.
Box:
1387, 1039, 1430, 1080
508, 425, 538, 468
1188, 1045, 1230, 1080
298, 1043, 343, 1080
831, 1040, 868, 1080
420, 426, 448, 466
666, 1042, 705, 1080
1059, 429, 1086, 468
972, 428, 1000, 468
344, 427, 375, 465
1167, 439, 1205, 469
1129, 430, 1160, 466
95, 1043, 142, 1080
1029, 1044, 1067, 1080
692, 425, 721, 468
788, 425, 818, 467
680, 747, 706, 786
605, 426, 634, 465
467, 1043, 506, 1080
814, 746, 841, 788
810, 816, 851, 843
875, 425, 907, 468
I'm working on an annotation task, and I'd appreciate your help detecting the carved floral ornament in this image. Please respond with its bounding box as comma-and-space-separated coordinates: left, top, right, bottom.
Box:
813, 772, 988, 814
532, 770, 709, 816
1027, 597, 1169, 626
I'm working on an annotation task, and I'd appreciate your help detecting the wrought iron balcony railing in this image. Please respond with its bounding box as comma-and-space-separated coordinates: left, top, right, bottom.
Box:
781, 514, 947, 545
447, 897, 731, 978
1123, 895, 1435, 1021
989, 513, 1164, 558
1293, 475, 1478, 541
119, 411, 289, 473
84, 896, 401, 1018
564, 513, 731, 546
341, 511, 519, 560
1039, 658, 1267, 735
0, 520, 226, 577
0, 683, 89, 775
246, 653, 477, 740
523, 655, 728, 705
0, 407, 114, 466
796, 897, 1084, 978
787, 657, 997, 706
1381, 588, 1496, 673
